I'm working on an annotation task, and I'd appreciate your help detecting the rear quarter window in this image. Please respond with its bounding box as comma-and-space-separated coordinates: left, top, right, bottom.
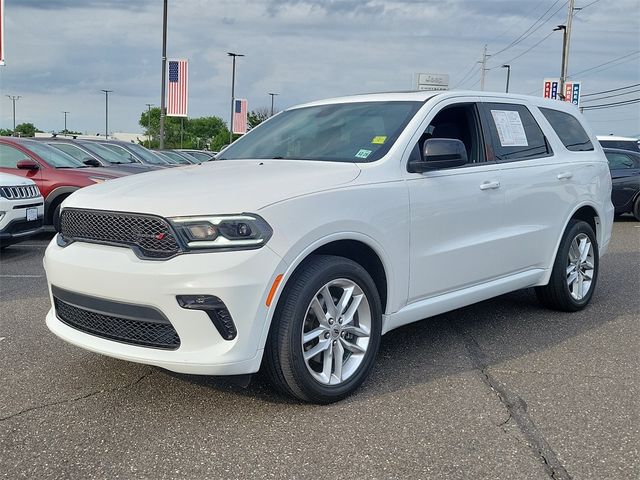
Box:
481, 103, 551, 162
540, 108, 594, 152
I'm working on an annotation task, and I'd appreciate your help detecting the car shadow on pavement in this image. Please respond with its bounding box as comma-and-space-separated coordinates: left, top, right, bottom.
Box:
168, 245, 637, 404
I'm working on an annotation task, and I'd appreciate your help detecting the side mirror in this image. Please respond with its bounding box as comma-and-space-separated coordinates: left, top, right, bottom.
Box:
83, 158, 101, 167
16, 159, 40, 171
408, 138, 468, 173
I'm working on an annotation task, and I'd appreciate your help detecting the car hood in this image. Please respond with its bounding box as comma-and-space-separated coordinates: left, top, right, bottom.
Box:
63, 159, 361, 216
0, 172, 37, 186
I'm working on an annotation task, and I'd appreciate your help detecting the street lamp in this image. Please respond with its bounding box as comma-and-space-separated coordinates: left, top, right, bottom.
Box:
62, 111, 70, 135
228, 52, 244, 144
5, 95, 22, 135
268, 92, 279, 117
145, 103, 154, 148
100, 90, 113, 138
501, 65, 511, 93
159, 0, 168, 149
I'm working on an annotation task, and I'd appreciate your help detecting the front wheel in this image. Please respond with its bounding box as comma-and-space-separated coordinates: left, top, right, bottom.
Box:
536, 220, 599, 312
264, 255, 382, 403
633, 196, 640, 221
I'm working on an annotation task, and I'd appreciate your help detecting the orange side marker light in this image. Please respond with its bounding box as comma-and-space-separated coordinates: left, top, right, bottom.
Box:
266, 274, 284, 307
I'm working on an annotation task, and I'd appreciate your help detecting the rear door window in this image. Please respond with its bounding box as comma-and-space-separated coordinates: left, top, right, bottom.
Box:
480, 103, 551, 162
540, 108, 594, 152
605, 152, 636, 170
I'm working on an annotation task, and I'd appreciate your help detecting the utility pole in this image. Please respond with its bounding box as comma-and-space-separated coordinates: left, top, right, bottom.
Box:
100, 90, 113, 138
159, 0, 168, 149
480, 44, 489, 91
62, 111, 70, 134
145, 103, 154, 148
559, 0, 576, 100
228, 52, 244, 144
501, 65, 511, 93
268, 92, 279, 116
5, 95, 22, 135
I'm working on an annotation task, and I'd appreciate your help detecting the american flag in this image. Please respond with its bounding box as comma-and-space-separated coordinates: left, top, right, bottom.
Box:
232, 98, 248, 134
167, 59, 188, 117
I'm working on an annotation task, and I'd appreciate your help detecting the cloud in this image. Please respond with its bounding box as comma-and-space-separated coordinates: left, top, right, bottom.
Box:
2, 0, 639, 135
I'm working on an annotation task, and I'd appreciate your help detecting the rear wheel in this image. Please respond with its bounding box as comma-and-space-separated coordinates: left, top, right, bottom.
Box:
264, 255, 382, 403
536, 220, 599, 311
633, 196, 640, 221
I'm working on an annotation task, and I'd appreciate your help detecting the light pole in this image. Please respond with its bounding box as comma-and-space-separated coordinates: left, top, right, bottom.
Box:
100, 90, 113, 138
501, 65, 511, 93
159, 0, 168, 149
228, 52, 244, 144
5, 95, 22, 135
62, 111, 70, 134
145, 103, 154, 148
268, 92, 279, 117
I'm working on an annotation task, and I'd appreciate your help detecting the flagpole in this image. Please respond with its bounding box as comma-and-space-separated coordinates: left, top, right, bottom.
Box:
159, 0, 168, 149
228, 52, 244, 144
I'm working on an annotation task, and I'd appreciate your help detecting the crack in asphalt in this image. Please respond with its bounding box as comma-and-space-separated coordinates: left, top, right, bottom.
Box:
0, 370, 154, 423
453, 323, 572, 480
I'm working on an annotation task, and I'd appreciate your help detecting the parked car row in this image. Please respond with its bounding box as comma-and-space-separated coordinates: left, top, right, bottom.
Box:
0, 136, 219, 247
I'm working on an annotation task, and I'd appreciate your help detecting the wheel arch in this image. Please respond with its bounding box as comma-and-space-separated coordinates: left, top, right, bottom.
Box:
44, 186, 79, 225
258, 233, 394, 352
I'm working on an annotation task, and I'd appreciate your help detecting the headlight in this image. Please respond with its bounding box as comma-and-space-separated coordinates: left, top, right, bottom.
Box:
169, 214, 272, 251
88, 177, 108, 184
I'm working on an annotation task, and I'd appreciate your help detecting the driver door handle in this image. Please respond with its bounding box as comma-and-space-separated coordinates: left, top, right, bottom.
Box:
480, 181, 501, 190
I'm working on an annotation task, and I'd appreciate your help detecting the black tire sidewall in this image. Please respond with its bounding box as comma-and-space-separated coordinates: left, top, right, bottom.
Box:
281, 256, 382, 402
555, 220, 599, 309
633, 196, 640, 221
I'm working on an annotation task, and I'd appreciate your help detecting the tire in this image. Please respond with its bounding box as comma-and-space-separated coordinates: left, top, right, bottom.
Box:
633, 196, 640, 222
264, 254, 382, 404
536, 220, 599, 312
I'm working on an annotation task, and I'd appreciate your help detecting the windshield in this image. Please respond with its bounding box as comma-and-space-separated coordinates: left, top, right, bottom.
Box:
183, 151, 213, 162
80, 141, 136, 164
219, 101, 422, 163
161, 151, 193, 164
126, 143, 170, 165
22, 140, 86, 168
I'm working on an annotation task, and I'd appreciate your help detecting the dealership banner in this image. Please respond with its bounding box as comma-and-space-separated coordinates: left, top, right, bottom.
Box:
543, 78, 582, 107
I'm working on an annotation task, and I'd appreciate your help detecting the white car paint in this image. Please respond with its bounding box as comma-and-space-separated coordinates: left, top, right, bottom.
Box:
0, 173, 44, 245
43, 91, 614, 375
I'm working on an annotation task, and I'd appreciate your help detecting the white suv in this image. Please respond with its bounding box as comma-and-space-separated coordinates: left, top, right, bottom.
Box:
0, 173, 44, 249
44, 91, 614, 403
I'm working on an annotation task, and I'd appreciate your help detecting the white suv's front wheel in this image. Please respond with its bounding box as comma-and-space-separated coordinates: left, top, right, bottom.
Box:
264, 255, 382, 403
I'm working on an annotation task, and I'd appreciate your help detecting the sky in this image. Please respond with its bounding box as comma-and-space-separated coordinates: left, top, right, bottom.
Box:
1, 0, 639, 136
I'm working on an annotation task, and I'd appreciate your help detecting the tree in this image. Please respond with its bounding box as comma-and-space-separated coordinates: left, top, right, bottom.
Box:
138, 109, 229, 150
15, 123, 38, 137
247, 107, 274, 129
0, 128, 13, 137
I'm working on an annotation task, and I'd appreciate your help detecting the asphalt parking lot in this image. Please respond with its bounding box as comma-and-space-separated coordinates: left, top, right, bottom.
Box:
0, 219, 638, 480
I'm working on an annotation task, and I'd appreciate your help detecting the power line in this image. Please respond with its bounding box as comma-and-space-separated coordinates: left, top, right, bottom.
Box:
575, 0, 602, 12
491, 0, 567, 58
582, 83, 640, 97
489, 30, 556, 69
569, 51, 640, 78
581, 88, 640, 103
452, 61, 479, 89
581, 98, 640, 110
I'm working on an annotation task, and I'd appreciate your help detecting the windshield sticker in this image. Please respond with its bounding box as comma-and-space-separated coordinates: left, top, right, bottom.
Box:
355, 149, 372, 159
490, 110, 528, 147
371, 136, 387, 145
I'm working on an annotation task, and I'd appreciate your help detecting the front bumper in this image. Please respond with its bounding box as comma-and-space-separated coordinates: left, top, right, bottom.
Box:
44, 236, 286, 375
0, 201, 45, 246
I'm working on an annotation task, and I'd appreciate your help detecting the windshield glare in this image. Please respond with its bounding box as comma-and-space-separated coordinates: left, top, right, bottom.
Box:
81, 141, 136, 164
23, 141, 85, 168
126, 143, 170, 165
219, 101, 422, 163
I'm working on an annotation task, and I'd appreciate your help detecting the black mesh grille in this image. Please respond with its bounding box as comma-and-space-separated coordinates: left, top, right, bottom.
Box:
54, 297, 180, 349
60, 208, 180, 258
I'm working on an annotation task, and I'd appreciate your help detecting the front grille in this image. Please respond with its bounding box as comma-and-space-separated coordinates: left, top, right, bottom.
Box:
54, 296, 180, 349
59, 208, 180, 259
0, 185, 40, 199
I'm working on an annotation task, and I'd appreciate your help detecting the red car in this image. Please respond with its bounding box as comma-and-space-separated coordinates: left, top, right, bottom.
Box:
0, 137, 128, 225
